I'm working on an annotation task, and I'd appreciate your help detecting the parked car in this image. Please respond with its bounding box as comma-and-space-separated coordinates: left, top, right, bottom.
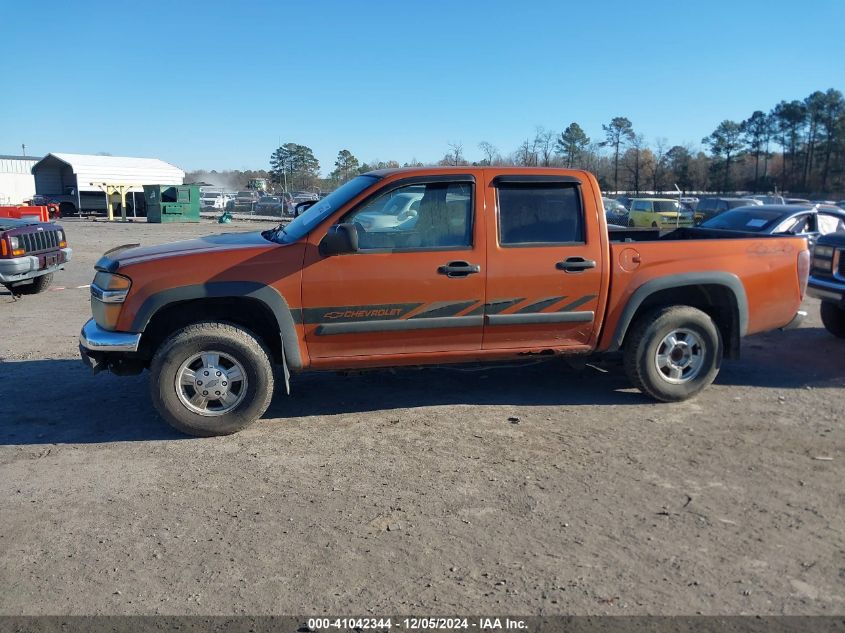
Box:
292, 191, 319, 203
353, 189, 422, 232
227, 191, 260, 212
699, 204, 845, 249
749, 194, 786, 205
254, 196, 287, 216
785, 198, 811, 205
200, 191, 226, 210
680, 196, 699, 210
602, 197, 628, 225
627, 198, 694, 228
807, 232, 845, 338
694, 197, 762, 224
0, 216, 71, 294
79, 166, 809, 436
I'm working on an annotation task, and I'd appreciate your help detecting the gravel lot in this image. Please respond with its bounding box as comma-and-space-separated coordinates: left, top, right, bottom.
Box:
0, 218, 843, 616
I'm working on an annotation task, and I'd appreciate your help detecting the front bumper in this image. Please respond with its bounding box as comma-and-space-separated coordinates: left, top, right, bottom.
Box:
0, 248, 72, 284
79, 319, 142, 353
808, 276, 845, 306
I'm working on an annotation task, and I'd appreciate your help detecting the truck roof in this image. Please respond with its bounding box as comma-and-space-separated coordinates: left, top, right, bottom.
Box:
363, 166, 588, 178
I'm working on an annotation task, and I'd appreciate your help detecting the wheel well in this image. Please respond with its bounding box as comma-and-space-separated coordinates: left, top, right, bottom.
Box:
139, 297, 284, 365
622, 284, 741, 359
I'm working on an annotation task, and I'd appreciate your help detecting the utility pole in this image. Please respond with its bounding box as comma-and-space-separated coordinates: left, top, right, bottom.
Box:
21, 143, 26, 157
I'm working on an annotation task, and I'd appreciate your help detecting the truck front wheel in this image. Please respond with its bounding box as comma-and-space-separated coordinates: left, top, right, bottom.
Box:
820, 301, 845, 339
624, 305, 722, 402
149, 322, 275, 436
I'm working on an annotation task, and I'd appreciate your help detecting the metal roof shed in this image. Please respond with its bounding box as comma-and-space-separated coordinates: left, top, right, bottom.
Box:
32, 153, 185, 195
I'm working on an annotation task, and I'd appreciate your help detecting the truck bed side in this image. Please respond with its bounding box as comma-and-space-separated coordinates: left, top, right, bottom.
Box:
598, 234, 807, 352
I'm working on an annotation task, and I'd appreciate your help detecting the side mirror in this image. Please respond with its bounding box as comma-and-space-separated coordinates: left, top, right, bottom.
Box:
319, 223, 359, 256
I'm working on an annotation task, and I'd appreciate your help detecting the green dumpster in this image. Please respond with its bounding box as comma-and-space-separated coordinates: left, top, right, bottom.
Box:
143, 185, 201, 223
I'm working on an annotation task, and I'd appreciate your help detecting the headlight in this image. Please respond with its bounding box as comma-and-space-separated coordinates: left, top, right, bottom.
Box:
91, 272, 132, 303
90, 272, 131, 330
8, 236, 19, 250
814, 245, 834, 258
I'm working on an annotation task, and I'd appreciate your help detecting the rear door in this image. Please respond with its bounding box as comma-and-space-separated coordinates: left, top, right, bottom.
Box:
301, 174, 486, 359
481, 172, 604, 351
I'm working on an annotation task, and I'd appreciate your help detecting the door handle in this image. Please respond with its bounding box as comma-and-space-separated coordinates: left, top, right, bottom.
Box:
556, 257, 596, 273
438, 261, 481, 278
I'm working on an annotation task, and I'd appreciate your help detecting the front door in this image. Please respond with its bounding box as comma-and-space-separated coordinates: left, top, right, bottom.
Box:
301, 175, 486, 359
481, 174, 604, 350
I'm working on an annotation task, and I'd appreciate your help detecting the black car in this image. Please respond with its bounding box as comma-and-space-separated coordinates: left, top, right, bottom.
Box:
808, 232, 845, 338
699, 204, 845, 250
694, 197, 761, 223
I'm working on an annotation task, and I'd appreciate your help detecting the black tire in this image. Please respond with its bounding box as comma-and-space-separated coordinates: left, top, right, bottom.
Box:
59, 202, 76, 217
14, 273, 53, 295
623, 305, 722, 402
628, 218, 636, 227
820, 301, 845, 339
651, 221, 659, 228
149, 322, 274, 436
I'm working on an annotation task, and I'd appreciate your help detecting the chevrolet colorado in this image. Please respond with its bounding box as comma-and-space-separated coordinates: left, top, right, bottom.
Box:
79, 168, 809, 436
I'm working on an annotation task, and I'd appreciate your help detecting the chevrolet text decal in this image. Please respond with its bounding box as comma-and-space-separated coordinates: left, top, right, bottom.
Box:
323, 307, 405, 320
297, 295, 598, 326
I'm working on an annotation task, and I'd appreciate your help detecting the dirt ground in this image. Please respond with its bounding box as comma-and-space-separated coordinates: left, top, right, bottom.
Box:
0, 218, 843, 616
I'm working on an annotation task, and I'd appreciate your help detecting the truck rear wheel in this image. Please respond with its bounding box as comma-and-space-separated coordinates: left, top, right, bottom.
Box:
149, 322, 274, 436
624, 305, 722, 402
820, 301, 845, 339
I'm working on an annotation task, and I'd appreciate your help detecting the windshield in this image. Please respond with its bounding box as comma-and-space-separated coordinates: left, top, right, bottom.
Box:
701, 208, 786, 231
654, 201, 680, 213
275, 175, 379, 243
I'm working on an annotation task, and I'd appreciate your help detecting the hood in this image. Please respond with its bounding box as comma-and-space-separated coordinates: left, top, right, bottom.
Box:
0, 217, 43, 231
101, 230, 276, 269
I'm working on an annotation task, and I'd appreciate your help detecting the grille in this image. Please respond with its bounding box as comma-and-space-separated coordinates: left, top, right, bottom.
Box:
18, 229, 60, 254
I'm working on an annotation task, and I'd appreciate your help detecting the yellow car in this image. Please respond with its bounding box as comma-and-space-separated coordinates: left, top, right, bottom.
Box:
628, 198, 694, 228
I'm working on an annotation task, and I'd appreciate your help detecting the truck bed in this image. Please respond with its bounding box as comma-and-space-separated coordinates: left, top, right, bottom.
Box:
599, 228, 807, 351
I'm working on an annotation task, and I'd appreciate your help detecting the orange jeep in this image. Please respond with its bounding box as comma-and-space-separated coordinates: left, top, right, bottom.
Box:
79, 168, 809, 436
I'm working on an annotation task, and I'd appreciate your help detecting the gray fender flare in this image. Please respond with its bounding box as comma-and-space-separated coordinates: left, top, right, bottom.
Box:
608, 272, 748, 352
131, 281, 303, 371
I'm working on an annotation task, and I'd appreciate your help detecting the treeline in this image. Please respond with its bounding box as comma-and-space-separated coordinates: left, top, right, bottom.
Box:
186, 87, 844, 196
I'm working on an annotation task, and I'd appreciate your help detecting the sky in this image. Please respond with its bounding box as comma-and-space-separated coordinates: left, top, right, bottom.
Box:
2, 0, 844, 175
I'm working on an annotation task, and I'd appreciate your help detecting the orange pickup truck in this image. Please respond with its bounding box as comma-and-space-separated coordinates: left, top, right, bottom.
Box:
79, 167, 809, 436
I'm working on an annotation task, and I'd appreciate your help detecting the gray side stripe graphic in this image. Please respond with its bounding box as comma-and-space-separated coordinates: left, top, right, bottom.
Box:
558, 294, 597, 311
484, 298, 525, 314
515, 296, 565, 314
408, 300, 479, 319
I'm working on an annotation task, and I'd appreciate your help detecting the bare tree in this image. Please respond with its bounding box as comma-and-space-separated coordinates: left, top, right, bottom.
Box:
651, 137, 669, 192
517, 138, 539, 166
535, 127, 556, 167
443, 142, 465, 166
478, 141, 500, 166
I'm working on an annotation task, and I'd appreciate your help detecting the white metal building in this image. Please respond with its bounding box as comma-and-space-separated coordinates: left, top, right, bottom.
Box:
0, 155, 39, 205
32, 152, 185, 195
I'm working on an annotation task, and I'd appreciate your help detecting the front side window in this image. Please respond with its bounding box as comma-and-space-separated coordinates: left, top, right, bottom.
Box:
344, 181, 473, 251
497, 183, 583, 245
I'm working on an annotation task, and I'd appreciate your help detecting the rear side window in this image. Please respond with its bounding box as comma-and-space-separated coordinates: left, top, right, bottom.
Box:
497, 183, 583, 245
631, 200, 650, 212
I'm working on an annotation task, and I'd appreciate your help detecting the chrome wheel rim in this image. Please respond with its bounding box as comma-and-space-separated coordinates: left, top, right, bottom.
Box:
175, 351, 248, 416
654, 328, 705, 384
